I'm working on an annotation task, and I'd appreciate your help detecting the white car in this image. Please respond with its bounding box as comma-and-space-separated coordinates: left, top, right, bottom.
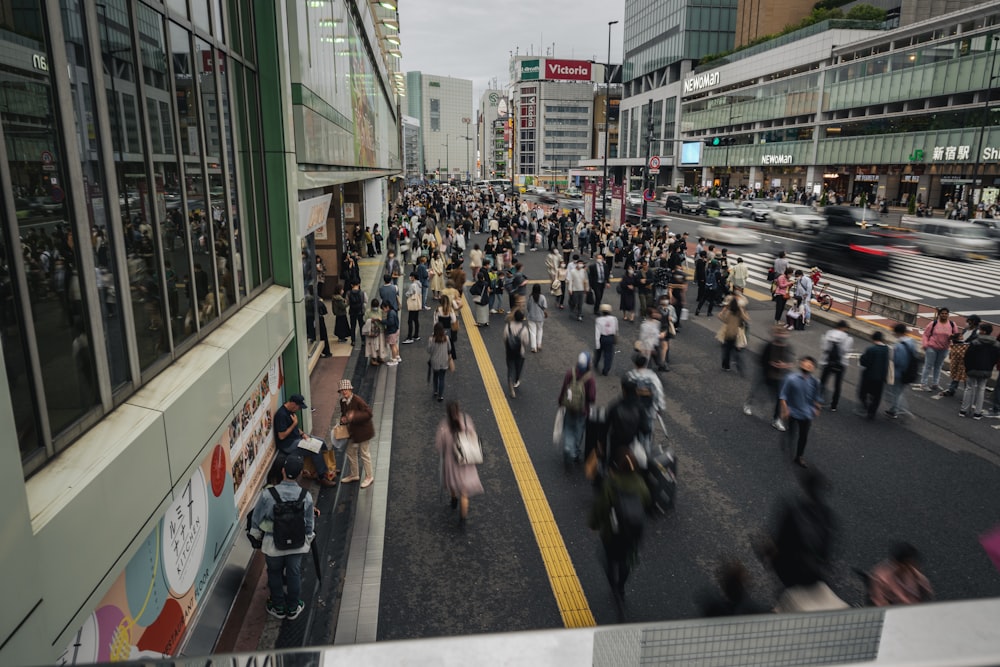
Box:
738, 200, 773, 222
626, 191, 644, 207
770, 204, 826, 233
698, 219, 762, 246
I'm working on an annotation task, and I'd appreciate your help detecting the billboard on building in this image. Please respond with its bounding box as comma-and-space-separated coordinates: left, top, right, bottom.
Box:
520, 59, 540, 80
545, 59, 592, 82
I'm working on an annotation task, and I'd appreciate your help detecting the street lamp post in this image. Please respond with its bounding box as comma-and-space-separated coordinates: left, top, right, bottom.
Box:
442, 135, 450, 181
969, 35, 1000, 217
462, 118, 472, 183
601, 19, 619, 221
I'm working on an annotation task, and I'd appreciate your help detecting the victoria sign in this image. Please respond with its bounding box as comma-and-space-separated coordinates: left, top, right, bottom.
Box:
545, 59, 592, 81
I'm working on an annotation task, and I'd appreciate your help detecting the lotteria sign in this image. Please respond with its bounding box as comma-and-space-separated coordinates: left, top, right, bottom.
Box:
545, 59, 592, 81
683, 70, 720, 94
520, 59, 540, 80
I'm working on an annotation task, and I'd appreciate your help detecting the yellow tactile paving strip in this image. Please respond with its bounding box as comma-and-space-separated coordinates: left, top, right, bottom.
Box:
459, 301, 596, 628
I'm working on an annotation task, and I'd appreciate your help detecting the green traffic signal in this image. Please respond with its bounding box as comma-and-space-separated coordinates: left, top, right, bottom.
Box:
711, 137, 721, 146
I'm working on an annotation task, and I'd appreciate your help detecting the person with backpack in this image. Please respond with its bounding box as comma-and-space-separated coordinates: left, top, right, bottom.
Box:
959, 322, 1000, 419
694, 259, 722, 317
503, 310, 530, 398
248, 454, 315, 620
885, 323, 918, 419
914, 307, 956, 392
589, 429, 651, 612
558, 352, 597, 464
819, 321, 853, 412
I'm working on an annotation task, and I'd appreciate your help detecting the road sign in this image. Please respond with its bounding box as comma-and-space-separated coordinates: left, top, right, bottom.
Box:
643, 189, 655, 202
649, 168, 660, 175
649, 155, 660, 169
41, 150, 53, 165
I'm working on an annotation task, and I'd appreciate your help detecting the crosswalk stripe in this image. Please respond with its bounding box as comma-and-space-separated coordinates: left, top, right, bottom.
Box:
733, 250, 1000, 302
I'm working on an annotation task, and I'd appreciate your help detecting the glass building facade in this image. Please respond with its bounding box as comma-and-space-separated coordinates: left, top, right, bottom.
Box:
1, 0, 270, 476
0, 1, 401, 663
679, 2, 1000, 205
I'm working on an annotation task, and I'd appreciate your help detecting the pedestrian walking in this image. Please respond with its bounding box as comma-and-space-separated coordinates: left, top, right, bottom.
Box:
794, 270, 814, 326
857, 331, 890, 419
427, 322, 452, 402
566, 256, 589, 321
779, 356, 822, 468
248, 455, 315, 620
959, 323, 999, 419
587, 253, 612, 315
914, 307, 955, 392
619, 265, 637, 322
745, 325, 795, 427
503, 310, 530, 397
819, 320, 852, 411
382, 300, 401, 365
558, 352, 597, 464
773, 267, 793, 325
338, 379, 375, 488
716, 295, 750, 374
469, 265, 491, 326
594, 303, 619, 376
867, 542, 934, 606
435, 296, 459, 360
695, 259, 722, 317
525, 283, 548, 352
436, 401, 484, 528
402, 272, 422, 344
331, 283, 352, 343
885, 323, 917, 418
589, 424, 650, 613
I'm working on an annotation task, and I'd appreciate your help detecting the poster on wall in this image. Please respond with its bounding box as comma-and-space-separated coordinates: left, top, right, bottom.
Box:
348, 18, 377, 167
59, 358, 285, 664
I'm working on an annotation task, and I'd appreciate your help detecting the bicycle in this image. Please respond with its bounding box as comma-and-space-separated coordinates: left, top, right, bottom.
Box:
814, 282, 834, 311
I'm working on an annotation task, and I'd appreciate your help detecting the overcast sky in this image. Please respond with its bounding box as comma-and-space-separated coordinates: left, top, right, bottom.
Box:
399, 0, 626, 110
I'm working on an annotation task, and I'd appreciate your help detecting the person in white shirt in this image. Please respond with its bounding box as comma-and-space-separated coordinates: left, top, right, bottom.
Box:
594, 303, 619, 376
819, 320, 854, 411
794, 269, 814, 325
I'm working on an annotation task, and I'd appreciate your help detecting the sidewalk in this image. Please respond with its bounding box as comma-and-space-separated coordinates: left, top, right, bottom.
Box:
217, 254, 388, 653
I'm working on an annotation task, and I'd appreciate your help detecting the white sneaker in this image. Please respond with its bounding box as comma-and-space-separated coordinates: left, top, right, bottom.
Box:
742, 404, 753, 416
911, 384, 927, 391
386, 360, 399, 366
771, 419, 786, 432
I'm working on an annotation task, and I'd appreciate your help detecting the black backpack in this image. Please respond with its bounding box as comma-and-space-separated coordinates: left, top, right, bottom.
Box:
826, 339, 843, 372
609, 483, 645, 544
900, 341, 920, 384
269, 487, 308, 550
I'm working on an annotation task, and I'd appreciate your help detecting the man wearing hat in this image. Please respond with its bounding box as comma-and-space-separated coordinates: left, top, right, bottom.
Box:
594, 303, 620, 376
248, 454, 315, 620
274, 394, 336, 487
338, 379, 376, 488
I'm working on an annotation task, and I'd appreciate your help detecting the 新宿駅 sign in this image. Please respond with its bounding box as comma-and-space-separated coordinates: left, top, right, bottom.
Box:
683, 70, 720, 94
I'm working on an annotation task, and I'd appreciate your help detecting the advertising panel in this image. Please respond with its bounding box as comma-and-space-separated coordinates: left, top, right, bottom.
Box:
681, 142, 702, 165
520, 59, 540, 81
611, 185, 625, 231
60, 359, 285, 663
545, 59, 593, 82
583, 181, 595, 223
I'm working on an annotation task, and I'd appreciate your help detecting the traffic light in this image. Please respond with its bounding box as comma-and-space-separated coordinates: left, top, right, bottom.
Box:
706, 136, 735, 147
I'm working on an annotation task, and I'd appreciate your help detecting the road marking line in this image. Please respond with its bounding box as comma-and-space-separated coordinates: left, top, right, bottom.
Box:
459, 301, 595, 628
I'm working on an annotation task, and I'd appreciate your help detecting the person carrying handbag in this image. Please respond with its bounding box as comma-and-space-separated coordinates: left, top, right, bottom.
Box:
435, 401, 483, 528
716, 296, 751, 375
338, 379, 375, 488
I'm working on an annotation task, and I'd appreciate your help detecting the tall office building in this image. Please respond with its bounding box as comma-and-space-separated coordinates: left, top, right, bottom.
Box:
405, 72, 474, 181
735, 0, 814, 47
402, 115, 422, 182
478, 89, 504, 179
0, 1, 401, 663
509, 56, 596, 189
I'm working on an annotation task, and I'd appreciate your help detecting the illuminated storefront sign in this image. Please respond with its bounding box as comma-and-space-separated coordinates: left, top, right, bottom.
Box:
932, 145, 971, 161
761, 154, 793, 165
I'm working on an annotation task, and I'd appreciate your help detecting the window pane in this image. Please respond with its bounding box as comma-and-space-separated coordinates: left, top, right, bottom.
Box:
139, 5, 194, 352
96, 0, 167, 376
232, 60, 259, 290
1, 0, 101, 439
196, 39, 229, 313
246, 72, 270, 282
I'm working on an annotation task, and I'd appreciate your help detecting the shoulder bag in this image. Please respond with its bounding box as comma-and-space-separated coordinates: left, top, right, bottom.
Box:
453, 415, 484, 465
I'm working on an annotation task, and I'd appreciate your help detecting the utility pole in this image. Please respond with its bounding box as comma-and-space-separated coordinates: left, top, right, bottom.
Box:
641, 99, 654, 224
601, 20, 619, 221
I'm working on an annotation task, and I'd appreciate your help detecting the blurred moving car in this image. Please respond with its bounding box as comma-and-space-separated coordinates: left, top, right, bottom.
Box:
898, 216, 996, 260
698, 218, 761, 245
738, 200, 773, 222
971, 219, 1000, 256
770, 204, 826, 233
823, 205, 882, 228
626, 191, 644, 207
703, 198, 745, 220
538, 193, 559, 204
663, 192, 705, 216
565, 187, 582, 199
802, 206, 915, 277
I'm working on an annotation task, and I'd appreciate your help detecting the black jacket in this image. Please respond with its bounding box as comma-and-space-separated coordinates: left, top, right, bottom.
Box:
859, 343, 890, 384
963, 335, 1000, 377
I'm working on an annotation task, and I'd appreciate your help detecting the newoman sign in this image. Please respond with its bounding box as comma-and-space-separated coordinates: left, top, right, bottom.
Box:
683, 70, 720, 93
761, 154, 794, 166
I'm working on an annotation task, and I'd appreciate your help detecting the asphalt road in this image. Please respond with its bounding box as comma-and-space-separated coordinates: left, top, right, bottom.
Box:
375, 238, 1000, 640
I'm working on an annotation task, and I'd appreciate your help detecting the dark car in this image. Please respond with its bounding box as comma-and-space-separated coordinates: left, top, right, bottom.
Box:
703, 198, 745, 220
663, 193, 705, 216
804, 226, 896, 278
824, 205, 882, 228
